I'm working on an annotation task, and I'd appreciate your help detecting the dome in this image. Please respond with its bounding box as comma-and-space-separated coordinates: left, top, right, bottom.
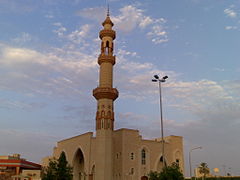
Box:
102, 16, 114, 26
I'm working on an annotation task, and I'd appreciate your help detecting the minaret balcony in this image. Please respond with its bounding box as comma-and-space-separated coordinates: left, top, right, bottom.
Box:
93, 87, 119, 101
98, 54, 115, 65
99, 29, 116, 40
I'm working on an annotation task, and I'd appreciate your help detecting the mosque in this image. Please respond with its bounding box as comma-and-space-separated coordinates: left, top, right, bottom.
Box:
43, 12, 184, 180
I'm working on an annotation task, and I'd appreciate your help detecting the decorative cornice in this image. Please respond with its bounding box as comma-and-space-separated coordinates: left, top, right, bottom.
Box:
93, 87, 118, 101
99, 29, 116, 40
98, 54, 115, 65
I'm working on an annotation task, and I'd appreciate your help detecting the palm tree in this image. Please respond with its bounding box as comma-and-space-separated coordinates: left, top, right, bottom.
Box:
198, 162, 210, 180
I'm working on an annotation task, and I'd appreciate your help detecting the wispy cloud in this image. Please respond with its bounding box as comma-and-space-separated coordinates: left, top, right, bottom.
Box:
53, 22, 67, 37
52, 22, 93, 50
112, 5, 168, 44
77, 7, 106, 22
12, 32, 32, 44
0, 43, 97, 99
67, 24, 92, 44
45, 14, 54, 19
77, 5, 168, 44
223, 5, 240, 31
0, 0, 36, 13
213, 67, 225, 72
224, 6, 237, 18
147, 23, 168, 44
225, 26, 238, 30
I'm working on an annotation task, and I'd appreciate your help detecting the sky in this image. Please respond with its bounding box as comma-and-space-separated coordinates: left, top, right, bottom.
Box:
0, 0, 240, 177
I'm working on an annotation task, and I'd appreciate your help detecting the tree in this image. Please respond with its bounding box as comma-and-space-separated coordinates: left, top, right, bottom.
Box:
198, 162, 210, 180
149, 163, 184, 180
56, 152, 73, 180
42, 152, 73, 180
149, 171, 160, 180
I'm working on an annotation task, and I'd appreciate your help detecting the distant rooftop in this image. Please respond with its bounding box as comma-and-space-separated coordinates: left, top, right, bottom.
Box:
0, 154, 41, 169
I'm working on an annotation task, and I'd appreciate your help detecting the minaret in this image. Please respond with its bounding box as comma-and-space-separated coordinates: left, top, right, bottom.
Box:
93, 10, 118, 180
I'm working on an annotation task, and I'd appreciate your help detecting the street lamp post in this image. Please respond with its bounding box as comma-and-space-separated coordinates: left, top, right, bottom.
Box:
152, 75, 168, 168
189, 146, 202, 179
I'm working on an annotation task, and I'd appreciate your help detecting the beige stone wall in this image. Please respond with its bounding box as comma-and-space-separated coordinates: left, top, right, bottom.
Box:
113, 129, 141, 179
21, 170, 41, 180
52, 132, 96, 179
112, 129, 184, 180
47, 129, 184, 180
95, 129, 113, 180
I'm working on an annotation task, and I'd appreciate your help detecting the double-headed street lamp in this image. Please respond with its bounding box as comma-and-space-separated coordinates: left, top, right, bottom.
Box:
152, 75, 168, 168
189, 146, 202, 178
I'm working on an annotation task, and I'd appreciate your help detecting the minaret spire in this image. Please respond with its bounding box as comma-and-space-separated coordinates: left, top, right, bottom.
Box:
107, 3, 110, 16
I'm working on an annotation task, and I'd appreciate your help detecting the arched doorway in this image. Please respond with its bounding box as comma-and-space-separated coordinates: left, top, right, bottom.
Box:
73, 148, 85, 180
89, 165, 95, 180
141, 176, 148, 180
156, 156, 164, 172
175, 151, 181, 167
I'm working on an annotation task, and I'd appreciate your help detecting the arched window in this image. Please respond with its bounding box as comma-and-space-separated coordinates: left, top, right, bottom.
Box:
176, 159, 180, 166
105, 41, 110, 54
160, 156, 163, 162
141, 149, 146, 165
175, 151, 181, 167
101, 120, 104, 128
130, 152, 134, 160
101, 110, 105, 116
106, 41, 109, 47
130, 167, 134, 175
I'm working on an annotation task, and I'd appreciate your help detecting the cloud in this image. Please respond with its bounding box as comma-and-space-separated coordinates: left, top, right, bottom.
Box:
116, 75, 240, 176
45, 14, 54, 19
0, 0, 35, 13
53, 22, 67, 37
147, 24, 168, 44
111, 5, 146, 32
12, 32, 32, 44
224, 6, 237, 18
139, 16, 153, 28
77, 5, 168, 44
67, 24, 92, 44
213, 67, 225, 72
223, 5, 240, 31
112, 5, 168, 44
225, 26, 238, 30
77, 7, 106, 22
3, 39, 237, 141
52, 22, 93, 49
1, 38, 239, 124
0, 43, 97, 99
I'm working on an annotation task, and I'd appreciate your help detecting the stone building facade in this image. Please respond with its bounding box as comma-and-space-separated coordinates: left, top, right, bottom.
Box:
0, 154, 41, 180
45, 12, 184, 180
